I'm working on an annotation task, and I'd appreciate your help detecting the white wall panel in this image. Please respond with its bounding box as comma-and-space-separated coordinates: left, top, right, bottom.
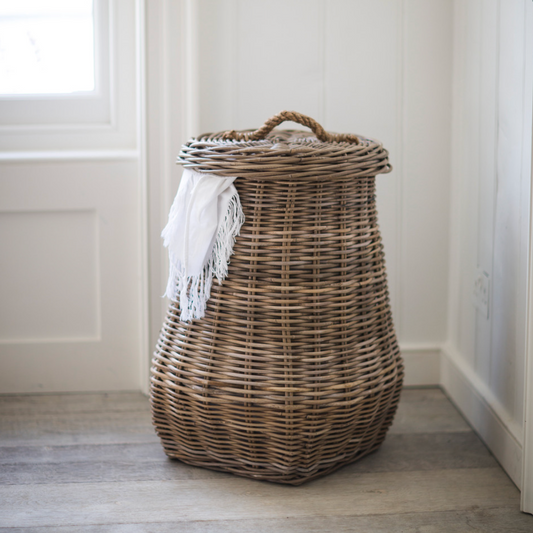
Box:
197, 0, 325, 133
475, 0, 499, 387
400, 0, 451, 344
455, 0, 480, 369
194, 0, 453, 358
492, 0, 529, 430
325, 0, 399, 140
197, 0, 236, 133
0, 210, 99, 342
325, 0, 401, 323
145, 0, 188, 377
234, 0, 325, 129
444, 0, 533, 488
0, 159, 143, 393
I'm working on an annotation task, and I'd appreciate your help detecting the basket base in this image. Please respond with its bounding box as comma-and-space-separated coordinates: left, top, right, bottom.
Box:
151, 393, 401, 485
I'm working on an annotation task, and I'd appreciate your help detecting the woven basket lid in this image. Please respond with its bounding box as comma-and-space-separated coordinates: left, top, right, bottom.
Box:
178, 111, 392, 180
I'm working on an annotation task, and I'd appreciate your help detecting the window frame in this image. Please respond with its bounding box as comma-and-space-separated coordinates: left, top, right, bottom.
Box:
0, 0, 110, 126
0, 0, 137, 152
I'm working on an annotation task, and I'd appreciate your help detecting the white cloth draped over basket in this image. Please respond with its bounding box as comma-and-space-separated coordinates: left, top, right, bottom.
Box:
162, 168, 245, 321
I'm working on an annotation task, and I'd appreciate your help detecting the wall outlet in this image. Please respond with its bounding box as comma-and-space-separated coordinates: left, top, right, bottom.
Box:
473, 269, 490, 319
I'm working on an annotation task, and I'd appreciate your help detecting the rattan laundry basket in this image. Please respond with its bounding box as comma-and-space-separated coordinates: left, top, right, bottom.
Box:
150, 111, 404, 485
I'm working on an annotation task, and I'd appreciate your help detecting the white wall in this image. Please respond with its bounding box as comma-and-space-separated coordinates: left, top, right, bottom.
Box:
145, 0, 187, 370
0, 0, 147, 394
186, 0, 453, 385
442, 0, 533, 489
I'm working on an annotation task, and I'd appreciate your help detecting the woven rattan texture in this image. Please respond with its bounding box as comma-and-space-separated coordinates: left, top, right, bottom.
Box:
151, 122, 404, 485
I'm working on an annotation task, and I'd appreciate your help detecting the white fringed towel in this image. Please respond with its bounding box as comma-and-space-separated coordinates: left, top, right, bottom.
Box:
162, 168, 245, 321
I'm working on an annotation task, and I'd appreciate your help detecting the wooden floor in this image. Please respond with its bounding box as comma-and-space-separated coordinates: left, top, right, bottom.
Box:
0, 387, 531, 532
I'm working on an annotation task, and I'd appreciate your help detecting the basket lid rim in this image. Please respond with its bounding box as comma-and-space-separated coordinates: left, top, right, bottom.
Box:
178, 128, 392, 180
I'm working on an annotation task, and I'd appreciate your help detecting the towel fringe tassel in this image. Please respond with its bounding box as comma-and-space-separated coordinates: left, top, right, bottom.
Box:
164, 192, 245, 321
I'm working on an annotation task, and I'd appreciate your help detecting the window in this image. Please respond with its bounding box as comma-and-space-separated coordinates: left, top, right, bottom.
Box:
0, 0, 110, 134
0, 0, 137, 152
0, 0, 95, 95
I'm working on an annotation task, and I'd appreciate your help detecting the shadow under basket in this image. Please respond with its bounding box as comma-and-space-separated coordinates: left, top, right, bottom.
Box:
150, 111, 404, 485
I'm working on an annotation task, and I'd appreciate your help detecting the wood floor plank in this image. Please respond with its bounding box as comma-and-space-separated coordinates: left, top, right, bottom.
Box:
0, 393, 150, 416
0, 393, 154, 447
0, 458, 233, 485
1, 507, 531, 533
389, 389, 471, 434
400, 388, 448, 402
341, 431, 497, 474
0, 387, 472, 448
0, 410, 158, 447
0, 468, 519, 528
0, 387, 524, 531
0, 431, 497, 485
0, 443, 165, 465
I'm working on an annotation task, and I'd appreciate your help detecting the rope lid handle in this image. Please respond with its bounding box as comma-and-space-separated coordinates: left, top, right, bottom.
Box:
222, 110, 360, 145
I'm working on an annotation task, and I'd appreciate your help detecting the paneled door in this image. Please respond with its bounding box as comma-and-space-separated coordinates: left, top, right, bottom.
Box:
0, 0, 147, 393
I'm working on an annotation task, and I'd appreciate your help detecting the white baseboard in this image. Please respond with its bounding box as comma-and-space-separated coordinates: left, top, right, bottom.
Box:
400, 345, 441, 386
440, 342, 523, 489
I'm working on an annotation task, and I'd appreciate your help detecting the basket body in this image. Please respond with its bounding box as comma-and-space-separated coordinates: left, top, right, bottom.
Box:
151, 127, 404, 485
